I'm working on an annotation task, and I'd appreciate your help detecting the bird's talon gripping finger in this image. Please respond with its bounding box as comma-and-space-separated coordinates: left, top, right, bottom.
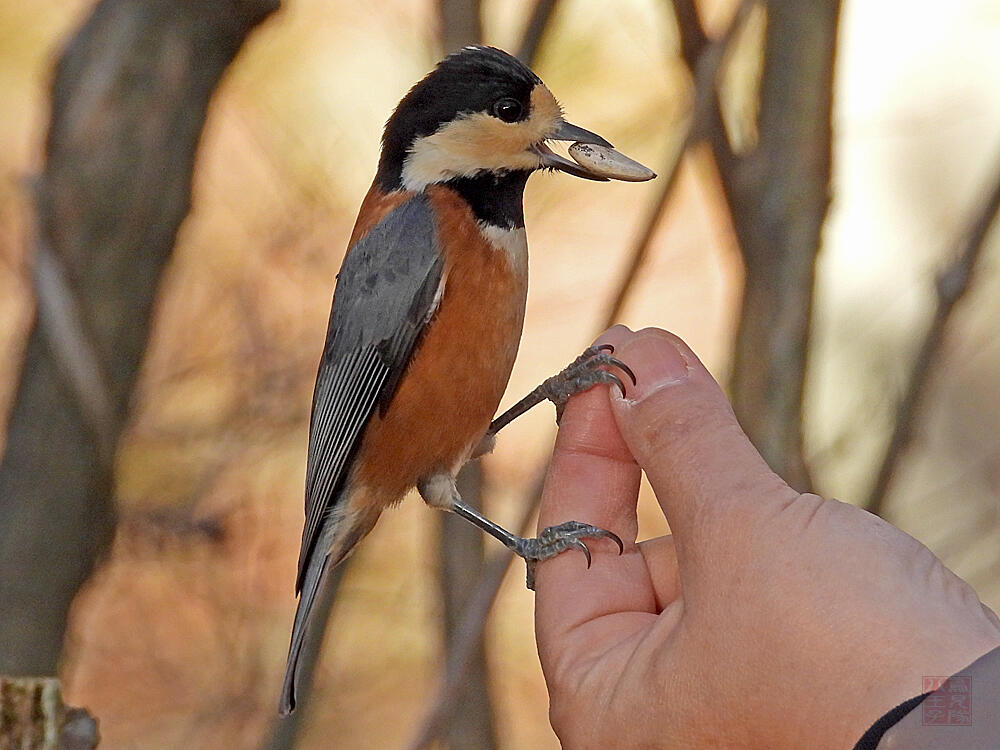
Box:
522, 521, 620, 561
543, 351, 634, 410
608, 530, 625, 555
577, 524, 624, 555
574, 369, 625, 398
591, 369, 627, 399
610, 373, 627, 399
585, 352, 636, 387
570, 346, 605, 368
516, 521, 621, 590
602, 356, 637, 386
595, 343, 615, 354
577, 350, 636, 390
570, 537, 593, 568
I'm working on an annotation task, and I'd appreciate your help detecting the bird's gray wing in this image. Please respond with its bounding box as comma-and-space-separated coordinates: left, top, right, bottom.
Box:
296, 193, 443, 591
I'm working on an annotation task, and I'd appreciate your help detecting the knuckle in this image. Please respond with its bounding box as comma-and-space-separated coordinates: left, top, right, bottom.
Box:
769, 492, 844, 533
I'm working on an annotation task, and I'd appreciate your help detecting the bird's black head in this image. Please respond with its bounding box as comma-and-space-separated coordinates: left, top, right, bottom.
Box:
375, 46, 611, 194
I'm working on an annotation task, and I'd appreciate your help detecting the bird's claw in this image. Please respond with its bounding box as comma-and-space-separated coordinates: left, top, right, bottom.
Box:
568, 537, 592, 568
543, 345, 637, 423
514, 520, 624, 590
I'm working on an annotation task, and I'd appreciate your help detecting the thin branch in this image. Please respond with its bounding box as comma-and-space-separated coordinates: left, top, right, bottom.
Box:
603, 0, 755, 328
866, 160, 1000, 517
601, 146, 684, 328
687, 0, 756, 137
403, 6, 580, 748
516, 0, 559, 65
669, 0, 739, 181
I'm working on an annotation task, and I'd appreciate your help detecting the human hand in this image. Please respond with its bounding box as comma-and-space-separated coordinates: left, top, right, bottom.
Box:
534, 326, 1000, 749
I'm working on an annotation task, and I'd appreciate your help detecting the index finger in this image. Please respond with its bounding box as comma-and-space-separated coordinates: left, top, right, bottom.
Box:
534, 328, 659, 666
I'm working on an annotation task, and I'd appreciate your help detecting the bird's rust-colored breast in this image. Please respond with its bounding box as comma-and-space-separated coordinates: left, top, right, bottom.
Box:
353, 185, 528, 503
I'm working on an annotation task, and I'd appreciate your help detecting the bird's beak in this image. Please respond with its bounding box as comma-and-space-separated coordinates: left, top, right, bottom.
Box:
549, 120, 614, 149
533, 120, 612, 181
533, 120, 656, 183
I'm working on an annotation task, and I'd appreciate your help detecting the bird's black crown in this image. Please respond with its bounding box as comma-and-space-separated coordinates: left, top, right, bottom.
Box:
375, 46, 542, 192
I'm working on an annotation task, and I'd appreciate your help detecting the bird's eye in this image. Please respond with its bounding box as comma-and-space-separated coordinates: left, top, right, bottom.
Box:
492, 98, 523, 123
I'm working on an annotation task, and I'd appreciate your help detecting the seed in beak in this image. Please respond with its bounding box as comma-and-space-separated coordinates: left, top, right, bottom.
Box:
568, 142, 656, 182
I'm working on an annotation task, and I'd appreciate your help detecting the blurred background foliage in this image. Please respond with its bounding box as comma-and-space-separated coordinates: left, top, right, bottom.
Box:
0, 0, 998, 748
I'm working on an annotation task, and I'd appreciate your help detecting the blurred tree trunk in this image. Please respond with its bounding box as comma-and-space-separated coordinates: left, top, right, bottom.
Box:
516, 0, 558, 64
719, 0, 841, 491
438, 0, 483, 58
438, 462, 499, 750
435, 5, 500, 750
0, 0, 277, 676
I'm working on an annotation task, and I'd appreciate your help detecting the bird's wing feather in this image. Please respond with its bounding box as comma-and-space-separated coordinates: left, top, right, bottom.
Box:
297, 193, 443, 591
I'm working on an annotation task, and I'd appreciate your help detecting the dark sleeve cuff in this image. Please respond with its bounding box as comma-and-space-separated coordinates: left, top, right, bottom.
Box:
853, 693, 930, 750
854, 644, 1000, 750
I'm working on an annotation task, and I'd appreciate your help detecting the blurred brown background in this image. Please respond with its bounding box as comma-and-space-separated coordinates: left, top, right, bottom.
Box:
1, 0, 999, 748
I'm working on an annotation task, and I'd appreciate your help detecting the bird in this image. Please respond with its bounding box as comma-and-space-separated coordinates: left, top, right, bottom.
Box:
280, 45, 653, 715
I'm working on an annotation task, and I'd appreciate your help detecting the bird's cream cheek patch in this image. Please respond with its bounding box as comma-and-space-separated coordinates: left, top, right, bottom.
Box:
401, 114, 540, 189
399, 84, 563, 191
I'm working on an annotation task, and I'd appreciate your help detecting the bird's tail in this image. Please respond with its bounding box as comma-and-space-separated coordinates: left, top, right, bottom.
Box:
279, 549, 328, 716
279, 503, 378, 715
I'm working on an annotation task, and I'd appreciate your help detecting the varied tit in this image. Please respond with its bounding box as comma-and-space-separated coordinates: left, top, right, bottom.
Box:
280, 45, 654, 715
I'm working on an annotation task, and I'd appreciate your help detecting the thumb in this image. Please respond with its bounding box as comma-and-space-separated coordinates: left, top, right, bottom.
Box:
609, 328, 798, 567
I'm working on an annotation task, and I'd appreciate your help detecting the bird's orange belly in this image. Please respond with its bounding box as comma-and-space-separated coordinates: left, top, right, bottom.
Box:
353, 187, 527, 504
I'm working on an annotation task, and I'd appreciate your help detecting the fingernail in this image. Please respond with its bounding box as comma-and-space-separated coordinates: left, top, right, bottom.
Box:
614, 330, 691, 402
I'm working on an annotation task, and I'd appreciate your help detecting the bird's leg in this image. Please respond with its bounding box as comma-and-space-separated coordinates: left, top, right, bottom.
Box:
419, 473, 624, 589
475, 345, 637, 459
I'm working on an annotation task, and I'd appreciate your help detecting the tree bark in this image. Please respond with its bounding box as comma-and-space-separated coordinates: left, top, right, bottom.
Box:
0, 0, 277, 675
438, 462, 500, 750
0, 677, 99, 749
722, 0, 841, 491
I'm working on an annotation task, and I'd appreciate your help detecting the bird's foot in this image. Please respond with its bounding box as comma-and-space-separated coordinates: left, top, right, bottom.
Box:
512, 521, 624, 590
541, 344, 637, 423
